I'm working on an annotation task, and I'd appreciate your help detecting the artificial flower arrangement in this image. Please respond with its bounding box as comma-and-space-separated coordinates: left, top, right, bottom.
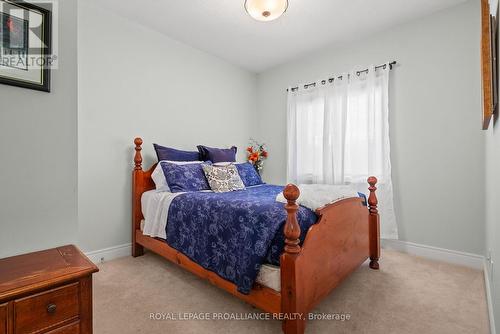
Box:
246, 139, 268, 175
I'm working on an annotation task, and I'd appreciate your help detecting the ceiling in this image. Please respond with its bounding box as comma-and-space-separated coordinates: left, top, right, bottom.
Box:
94, 0, 467, 73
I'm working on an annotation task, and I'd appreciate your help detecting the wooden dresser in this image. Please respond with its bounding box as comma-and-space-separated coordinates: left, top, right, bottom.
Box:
0, 245, 99, 334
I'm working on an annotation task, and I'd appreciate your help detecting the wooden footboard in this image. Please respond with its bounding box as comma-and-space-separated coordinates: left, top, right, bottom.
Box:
131, 137, 380, 334
280, 181, 380, 334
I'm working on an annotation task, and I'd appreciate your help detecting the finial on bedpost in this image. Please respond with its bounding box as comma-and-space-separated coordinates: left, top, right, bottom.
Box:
134, 137, 143, 171
368, 176, 378, 211
368, 176, 380, 270
283, 184, 301, 254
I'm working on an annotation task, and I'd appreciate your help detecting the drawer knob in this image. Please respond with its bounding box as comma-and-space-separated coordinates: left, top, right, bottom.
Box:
46, 303, 57, 314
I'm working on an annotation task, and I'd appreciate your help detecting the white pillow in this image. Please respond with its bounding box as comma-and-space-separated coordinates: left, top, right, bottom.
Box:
151, 160, 203, 191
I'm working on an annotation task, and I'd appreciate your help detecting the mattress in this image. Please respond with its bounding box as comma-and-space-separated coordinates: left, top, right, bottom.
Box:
140, 190, 281, 292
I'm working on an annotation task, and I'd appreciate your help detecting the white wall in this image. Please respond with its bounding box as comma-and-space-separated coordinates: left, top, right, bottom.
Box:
485, 2, 500, 332
256, 0, 484, 254
77, 1, 257, 253
486, 107, 500, 333
0, 0, 78, 258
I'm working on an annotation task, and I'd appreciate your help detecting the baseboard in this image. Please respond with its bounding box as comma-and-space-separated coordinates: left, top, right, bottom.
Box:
484, 260, 497, 334
381, 239, 484, 270
85, 240, 483, 269
84, 243, 131, 264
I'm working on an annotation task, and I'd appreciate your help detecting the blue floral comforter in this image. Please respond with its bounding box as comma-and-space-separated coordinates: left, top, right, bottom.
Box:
166, 184, 317, 294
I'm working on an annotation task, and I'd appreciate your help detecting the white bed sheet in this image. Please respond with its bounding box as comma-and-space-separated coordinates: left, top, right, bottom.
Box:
141, 189, 182, 239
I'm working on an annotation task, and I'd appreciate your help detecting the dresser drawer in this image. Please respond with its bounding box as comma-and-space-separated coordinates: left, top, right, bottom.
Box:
14, 283, 80, 334
0, 303, 7, 334
45, 321, 79, 334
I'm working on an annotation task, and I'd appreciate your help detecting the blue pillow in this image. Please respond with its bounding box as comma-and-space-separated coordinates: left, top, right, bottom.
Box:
197, 145, 237, 163
235, 163, 263, 187
161, 162, 211, 193
154, 144, 200, 162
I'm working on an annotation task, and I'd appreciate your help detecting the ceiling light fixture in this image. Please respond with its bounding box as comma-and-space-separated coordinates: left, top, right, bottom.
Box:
245, 0, 288, 22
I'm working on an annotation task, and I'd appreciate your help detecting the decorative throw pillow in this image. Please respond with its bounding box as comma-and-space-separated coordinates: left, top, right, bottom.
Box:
235, 162, 263, 187
152, 160, 203, 191
154, 144, 200, 162
197, 145, 237, 163
161, 162, 211, 193
202, 164, 245, 193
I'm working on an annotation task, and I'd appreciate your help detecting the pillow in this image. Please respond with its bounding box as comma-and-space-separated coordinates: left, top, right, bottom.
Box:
235, 162, 264, 187
202, 164, 245, 193
197, 145, 237, 163
153, 143, 200, 162
152, 160, 203, 191
161, 162, 211, 193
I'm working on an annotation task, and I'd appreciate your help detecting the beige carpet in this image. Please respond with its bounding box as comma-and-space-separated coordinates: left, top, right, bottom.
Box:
93, 250, 489, 334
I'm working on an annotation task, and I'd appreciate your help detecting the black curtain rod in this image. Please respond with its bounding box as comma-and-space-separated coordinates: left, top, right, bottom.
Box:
287, 61, 397, 92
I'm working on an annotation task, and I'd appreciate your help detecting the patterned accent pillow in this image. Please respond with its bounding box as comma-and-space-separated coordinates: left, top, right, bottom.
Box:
161, 162, 211, 193
153, 160, 204, 191
202, 164, 245, 193
235, 162, 263, 187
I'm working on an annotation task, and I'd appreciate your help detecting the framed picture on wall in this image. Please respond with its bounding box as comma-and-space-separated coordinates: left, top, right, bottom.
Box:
481, 0, 497, 129
493, 6, 499, 118
0, 0, 51, 92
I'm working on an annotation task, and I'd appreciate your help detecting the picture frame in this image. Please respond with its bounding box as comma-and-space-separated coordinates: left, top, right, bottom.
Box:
0, 0, 51, 92
493, 6, 499, 118
481, 0, 497, 129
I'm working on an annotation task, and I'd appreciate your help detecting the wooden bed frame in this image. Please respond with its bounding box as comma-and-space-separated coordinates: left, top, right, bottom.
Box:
131, 137, 380, 334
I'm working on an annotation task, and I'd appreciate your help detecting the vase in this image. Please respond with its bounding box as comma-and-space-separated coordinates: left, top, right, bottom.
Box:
254, 160, 263, 175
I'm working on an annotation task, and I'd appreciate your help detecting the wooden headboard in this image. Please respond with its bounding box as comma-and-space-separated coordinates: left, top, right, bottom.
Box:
132, 137, 156, 256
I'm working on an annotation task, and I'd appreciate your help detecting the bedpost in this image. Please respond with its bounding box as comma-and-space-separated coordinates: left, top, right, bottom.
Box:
134, 137, 143, 170
132, 137, 145, 257
281, 184, 305, 334
368, 176, 380, 270
283, 184, 301, 255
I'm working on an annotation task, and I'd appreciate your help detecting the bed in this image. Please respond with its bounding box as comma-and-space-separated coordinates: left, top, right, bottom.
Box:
141, 188, 293, 292
131, 137, 380, 334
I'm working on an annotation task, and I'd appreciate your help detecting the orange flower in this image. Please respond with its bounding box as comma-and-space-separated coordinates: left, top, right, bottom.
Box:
249, 152, 259, 162
246, 146, 253, 153
261, 151, 268, 158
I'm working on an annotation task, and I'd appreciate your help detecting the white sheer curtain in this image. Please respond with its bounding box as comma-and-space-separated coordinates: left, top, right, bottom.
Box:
287, 64, 398, 239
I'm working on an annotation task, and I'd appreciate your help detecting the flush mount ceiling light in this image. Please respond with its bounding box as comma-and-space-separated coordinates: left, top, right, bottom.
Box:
245, 0, 288, 22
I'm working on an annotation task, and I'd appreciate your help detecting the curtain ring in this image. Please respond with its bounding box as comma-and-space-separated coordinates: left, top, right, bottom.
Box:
383, 64, 387, 69
356, 71, 361, 76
